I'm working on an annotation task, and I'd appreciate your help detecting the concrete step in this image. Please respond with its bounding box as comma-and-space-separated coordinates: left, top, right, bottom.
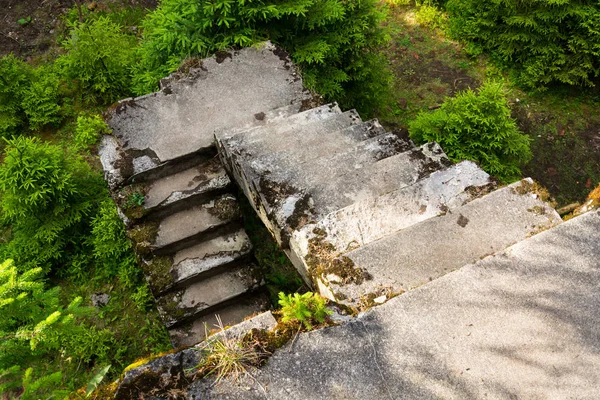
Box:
103, 42, 309, 188
168, 291, 272, 348
155, 263, 264, 327
152, 194, 241, 254
143, 229, 253, 295
290, 160, 493, 261
222, 110, 362, 173
143, 157, 231, 217
317, 179, 562, 303
217, 102, 342, 143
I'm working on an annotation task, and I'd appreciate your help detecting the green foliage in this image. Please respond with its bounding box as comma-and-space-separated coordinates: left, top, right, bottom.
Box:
0, 259, 97, 398
278, 291, 332, 330
0, 54, 32, 137
133, 0, 391, 115
21, 66, 63, 131
0, 137, 104, 271
409, 82, 531, 182
74, 113, 111, 149
85, 365, 111, 397
59, 16, 137, 104
446, 0, 600, 88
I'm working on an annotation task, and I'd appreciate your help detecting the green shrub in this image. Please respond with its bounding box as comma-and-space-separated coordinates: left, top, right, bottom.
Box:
0, 259, 96, 398
133, 0, 390, 115
446, 0, 600, 88
59, 16, 137, 104
278, 291, 332, 330
0, 137, 104, 271
0, 54, 31, 136
21, 66, 63, 131
408, 82, 531, 182
74, 113, 111, 148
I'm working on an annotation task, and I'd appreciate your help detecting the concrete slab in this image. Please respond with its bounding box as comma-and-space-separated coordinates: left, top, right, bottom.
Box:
152, 194, 240, 252
144, 157, 230, 211
106, 42, 308, 175
328, 179, 562, 302
187, 211, 600, 399
290, 160, 492, 260
156, 263, 264, 327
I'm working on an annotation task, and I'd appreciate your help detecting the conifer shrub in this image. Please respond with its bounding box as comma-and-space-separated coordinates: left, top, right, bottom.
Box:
21, 66, 63, 131
59, 16, 137, 104
446, 0, 600, 88
132, 0, 390, 115
0, 259, 105, 399
0, 137, 104, 271
408, 82, 531, 182
0, 55, 32, 137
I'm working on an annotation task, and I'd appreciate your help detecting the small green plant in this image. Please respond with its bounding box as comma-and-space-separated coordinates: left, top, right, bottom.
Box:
74, 113, 111, 149
0, 54, 32, 136
409, 82, 531, 182
124, 191, 145, 209
17, 17, 32, 25
278, 292, 332, 330
414, 4, 447, 30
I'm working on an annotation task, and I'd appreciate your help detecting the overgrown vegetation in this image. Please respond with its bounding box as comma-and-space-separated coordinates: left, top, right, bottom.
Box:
409, 82, 531, 182
1, 0, 599, 396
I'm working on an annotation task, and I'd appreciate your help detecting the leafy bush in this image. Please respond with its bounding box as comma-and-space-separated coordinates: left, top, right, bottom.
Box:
21, 66, 63, 131
408, 82, 531, 182
74, 113, 111, 149
133, 0, 390, 115
59, 16, 137, 104
278, 291, 332, 330
0, 54, 32, 136
0, 137, 104, 271
446, 0, 600, 88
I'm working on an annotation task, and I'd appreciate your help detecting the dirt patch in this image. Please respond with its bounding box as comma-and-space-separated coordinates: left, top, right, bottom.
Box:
0, 0, 157, 60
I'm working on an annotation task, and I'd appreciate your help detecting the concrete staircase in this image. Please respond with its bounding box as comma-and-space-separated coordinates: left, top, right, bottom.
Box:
215, 102, 562, 306
99, 42, 311, 348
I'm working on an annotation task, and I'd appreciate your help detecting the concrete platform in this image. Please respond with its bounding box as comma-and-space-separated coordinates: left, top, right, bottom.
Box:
103, 41, 308, 186
187, 210, 600, 399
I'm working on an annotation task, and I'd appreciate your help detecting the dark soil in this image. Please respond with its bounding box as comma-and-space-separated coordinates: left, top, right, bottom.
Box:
0, 0, 157, 60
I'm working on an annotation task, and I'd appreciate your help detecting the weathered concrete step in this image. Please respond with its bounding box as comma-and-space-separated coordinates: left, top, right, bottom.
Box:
152, 194, 241, 254
224, 110, 362, 171
301, 142, 452, 217
143, 157, 231, 216
143, 229, 253, 295
218, 102, 342, 142
156, 263, 264, 327
168, 291, 272, 348
319, 179, 562, 303
290, 160, 492, 260
232, 142, 449, 249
